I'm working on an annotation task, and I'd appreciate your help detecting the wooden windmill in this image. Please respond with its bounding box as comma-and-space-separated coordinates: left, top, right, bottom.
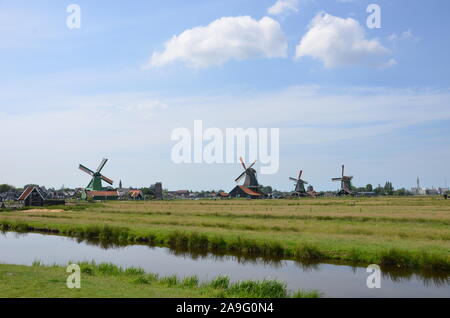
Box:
229, 157, 267, 198
235, 157, 260, 189
79, 158, 114, 191
332, 165, 353, 196
289, 170, 309, 197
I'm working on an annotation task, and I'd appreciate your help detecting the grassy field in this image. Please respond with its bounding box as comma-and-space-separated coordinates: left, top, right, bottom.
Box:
1, 196, 449, 272
0, 262, 319, 298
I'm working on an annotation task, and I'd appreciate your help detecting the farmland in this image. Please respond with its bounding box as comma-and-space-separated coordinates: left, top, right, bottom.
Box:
1, 196, 449, 272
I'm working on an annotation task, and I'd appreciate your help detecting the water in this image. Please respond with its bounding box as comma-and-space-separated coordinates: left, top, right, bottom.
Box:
0, 232, 448, 298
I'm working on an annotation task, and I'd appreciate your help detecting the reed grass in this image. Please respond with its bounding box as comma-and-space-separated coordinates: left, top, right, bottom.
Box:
0, 262, 318, 298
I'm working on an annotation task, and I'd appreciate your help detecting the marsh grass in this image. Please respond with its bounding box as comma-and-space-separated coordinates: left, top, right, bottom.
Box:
208, 276, 230, 289
181, 275, 199, 288
31, 260, 42, 267
132, 275, 150, 285
160, 275, 178, 287
292, 290, 323, 298
295, 243, 326, 261
225, 280, 287, 298
23, 262, 315, 298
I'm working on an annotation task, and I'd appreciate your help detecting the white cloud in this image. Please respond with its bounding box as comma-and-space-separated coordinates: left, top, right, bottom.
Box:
378, 58, 397, 69
148, 16, 287, 68
295, 13, 392, 68
388, 30, 420, 43
267, 0, 299, 16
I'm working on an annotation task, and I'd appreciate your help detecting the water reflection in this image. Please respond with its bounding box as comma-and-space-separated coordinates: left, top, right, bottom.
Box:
39, 231, 450, 287
1, 231, 449, 297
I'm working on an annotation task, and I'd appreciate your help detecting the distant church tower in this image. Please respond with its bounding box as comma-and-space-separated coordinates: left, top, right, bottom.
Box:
119, 180, 123, 189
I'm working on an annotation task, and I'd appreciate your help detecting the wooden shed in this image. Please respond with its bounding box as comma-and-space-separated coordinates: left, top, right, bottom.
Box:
18, 187, 44, 207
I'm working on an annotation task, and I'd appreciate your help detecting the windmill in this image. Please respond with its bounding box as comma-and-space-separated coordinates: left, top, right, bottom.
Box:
79, 158, 114, 191
235, 157, 260, 189
289, 170, 309, 197
332, 165, 353, 196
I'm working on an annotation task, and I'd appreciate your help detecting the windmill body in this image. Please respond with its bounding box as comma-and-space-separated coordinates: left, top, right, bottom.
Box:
235, 158, 260, 190
289, 170, 311, 197
332, 165, 353, 196
242, 168, 260, 189
79, 158, 114, 191
229, 157, 267, 198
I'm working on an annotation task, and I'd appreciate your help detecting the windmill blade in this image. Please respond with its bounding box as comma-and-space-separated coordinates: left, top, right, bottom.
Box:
300, 179, 309, 185
341, 165, 345, 178
101, 175, 114, 185
247, 160, 257, 170
235, 171, 246, 183
97, 158, 108, 172
289, 177, 298, 182
79, 164, 94, 176
239, 157, 247, 170
332, 178, 342, 181
298, 170, 303, 179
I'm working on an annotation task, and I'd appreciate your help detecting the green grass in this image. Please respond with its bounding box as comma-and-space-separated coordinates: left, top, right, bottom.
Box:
0, 196, 449, 272
0, 263, 317, 298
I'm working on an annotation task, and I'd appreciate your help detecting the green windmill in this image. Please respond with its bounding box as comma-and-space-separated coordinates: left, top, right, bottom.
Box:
79, 158, 114, 191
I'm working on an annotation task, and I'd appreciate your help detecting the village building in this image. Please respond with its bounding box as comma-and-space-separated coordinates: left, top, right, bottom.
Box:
129, 189, 144, 200
0, 189, 20, 202
18, 186, 45, 207
86, 190, 119, 201
229, 185, 266, 199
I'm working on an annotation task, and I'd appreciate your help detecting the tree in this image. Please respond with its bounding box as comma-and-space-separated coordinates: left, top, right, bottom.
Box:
395, 188, 408, 196
141, 187, 153, 196
384, 182, 394, 195
261, 186, 273, 194
0, 184, 15, 194
366, 184, 373, 192
374, 184, 384, 195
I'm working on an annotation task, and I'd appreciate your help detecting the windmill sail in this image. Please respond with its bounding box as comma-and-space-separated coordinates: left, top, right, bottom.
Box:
97, 158, 108, 173
79, 164, 94, 176
79, 158, 113, 191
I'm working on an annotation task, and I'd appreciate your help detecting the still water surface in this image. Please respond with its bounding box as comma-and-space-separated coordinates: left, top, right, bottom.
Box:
0, 232, 448, 298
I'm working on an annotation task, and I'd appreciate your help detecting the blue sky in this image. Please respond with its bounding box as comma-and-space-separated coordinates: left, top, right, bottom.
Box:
1, 0, 450, 191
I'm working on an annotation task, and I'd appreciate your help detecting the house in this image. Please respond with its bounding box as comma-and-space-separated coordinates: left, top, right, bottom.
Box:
217, 192, 230, 199
175, 190, 190, 198
0, 190, 20, 202
116, 188, 144, 200
129, 190, 144, 200
86, 190, 119, 201
18, 187, 44, 207
229, 186, 267, 199
166, 190, 190, 199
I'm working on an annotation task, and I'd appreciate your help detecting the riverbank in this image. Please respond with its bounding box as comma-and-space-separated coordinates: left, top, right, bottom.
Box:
0, 263, 319, 298
0, 197, 449, 272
